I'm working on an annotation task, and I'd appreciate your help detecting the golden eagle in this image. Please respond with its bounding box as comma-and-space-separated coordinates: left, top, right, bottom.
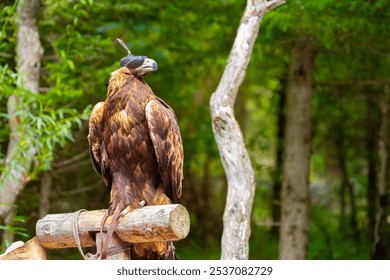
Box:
88, 38, 184, 259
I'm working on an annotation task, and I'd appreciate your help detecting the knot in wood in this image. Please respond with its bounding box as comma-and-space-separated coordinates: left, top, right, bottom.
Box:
158, 209, 166, 216
43, 225, 52, 235
156, 226, 165, 235
143, 227, 153, 238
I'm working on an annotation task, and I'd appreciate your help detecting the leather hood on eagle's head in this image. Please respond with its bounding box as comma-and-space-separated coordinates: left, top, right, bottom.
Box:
116, 38, 158, 73
120, 54, 146, 69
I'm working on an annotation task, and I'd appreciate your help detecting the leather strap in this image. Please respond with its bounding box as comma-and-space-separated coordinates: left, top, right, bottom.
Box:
72, 208, 133, 260
106, 242, 132, 257
71, 209, 88, 260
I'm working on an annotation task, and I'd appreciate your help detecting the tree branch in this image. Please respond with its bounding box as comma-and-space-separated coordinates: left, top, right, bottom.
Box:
52, 150, 90, 168
266, 0, 286, 12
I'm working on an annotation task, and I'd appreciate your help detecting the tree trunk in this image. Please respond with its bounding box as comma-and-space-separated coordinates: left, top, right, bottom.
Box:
372, 84, 390, 259
346, 180, 359, 240
336, 133, 359, 242
39, 171, 53, 218
367, 150, 377, 237
210, 0, 285, 260
0, 0, 43, 225
339, 171, 347, 232
279, 37, 316, 260
271, 75, 287, 238
366, 93, 379, 239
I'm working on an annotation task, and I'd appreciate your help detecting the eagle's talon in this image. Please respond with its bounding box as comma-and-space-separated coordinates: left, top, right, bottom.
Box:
107, 205, 114, 215
118, 205, 132, 220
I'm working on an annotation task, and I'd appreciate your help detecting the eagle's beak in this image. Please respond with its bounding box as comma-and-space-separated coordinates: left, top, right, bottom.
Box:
140, 58, 158, 72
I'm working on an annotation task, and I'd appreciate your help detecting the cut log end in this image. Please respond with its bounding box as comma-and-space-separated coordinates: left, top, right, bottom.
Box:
170, 204, 190, 239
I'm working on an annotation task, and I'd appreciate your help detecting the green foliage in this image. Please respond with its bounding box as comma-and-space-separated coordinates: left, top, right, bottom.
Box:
308, 205, 371, 260
0, 0, 17, 49
0, 64, 91, 183
0, 0, 387, 259
0, 214, 29, 252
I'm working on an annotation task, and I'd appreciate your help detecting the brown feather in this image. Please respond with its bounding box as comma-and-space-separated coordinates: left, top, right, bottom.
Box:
146, 99, 184, 202
87, 66, 184, 259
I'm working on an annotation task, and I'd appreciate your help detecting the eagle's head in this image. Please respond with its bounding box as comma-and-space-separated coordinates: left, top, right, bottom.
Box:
116, 38, 158, 77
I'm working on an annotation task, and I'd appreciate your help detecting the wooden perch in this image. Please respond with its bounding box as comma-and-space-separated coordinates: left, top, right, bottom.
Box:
36, 204, 190, 249
0, 237, 46, 260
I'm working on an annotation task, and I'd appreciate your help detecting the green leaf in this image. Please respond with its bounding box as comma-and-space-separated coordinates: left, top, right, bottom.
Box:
67, 59, 75, 71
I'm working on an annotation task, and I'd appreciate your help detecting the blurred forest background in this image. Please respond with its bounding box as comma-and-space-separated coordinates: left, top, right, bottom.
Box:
0, 0, 389, 259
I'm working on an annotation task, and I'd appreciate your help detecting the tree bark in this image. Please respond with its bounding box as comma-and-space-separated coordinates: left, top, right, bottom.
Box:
339, 170, 347, 232
366, 93, 379, 239
346, 180, 359, 240
279, 37, 316, 260
210, 0, 285, 260
336, 132, 359, 242
0, 0, 43, 225
39, 171, 53, 218
271, 75, 287, 238
372, 84, 390, 259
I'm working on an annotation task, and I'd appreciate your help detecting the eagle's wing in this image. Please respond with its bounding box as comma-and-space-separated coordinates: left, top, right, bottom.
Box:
88, 102, 111, 188
145, 98, 184, 203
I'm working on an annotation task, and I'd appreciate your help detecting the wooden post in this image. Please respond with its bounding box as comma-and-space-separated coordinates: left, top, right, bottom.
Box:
0, 237, 46, 260
95, 233, 130, 260
36, 204, 190, 249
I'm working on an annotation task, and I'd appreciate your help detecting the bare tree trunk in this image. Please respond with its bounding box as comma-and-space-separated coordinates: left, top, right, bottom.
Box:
346, 180, 359, 240
271, 75, 287, 238
339, 173, 347, 232
210, 0, 285, 260
336, 132, 359, 242
366, 93, 379, 239
372, 84, 390, 259
279, 37, 316, 260
39, 171, 53, 218
0, 0, 43, 223
367, 144, 378, 237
